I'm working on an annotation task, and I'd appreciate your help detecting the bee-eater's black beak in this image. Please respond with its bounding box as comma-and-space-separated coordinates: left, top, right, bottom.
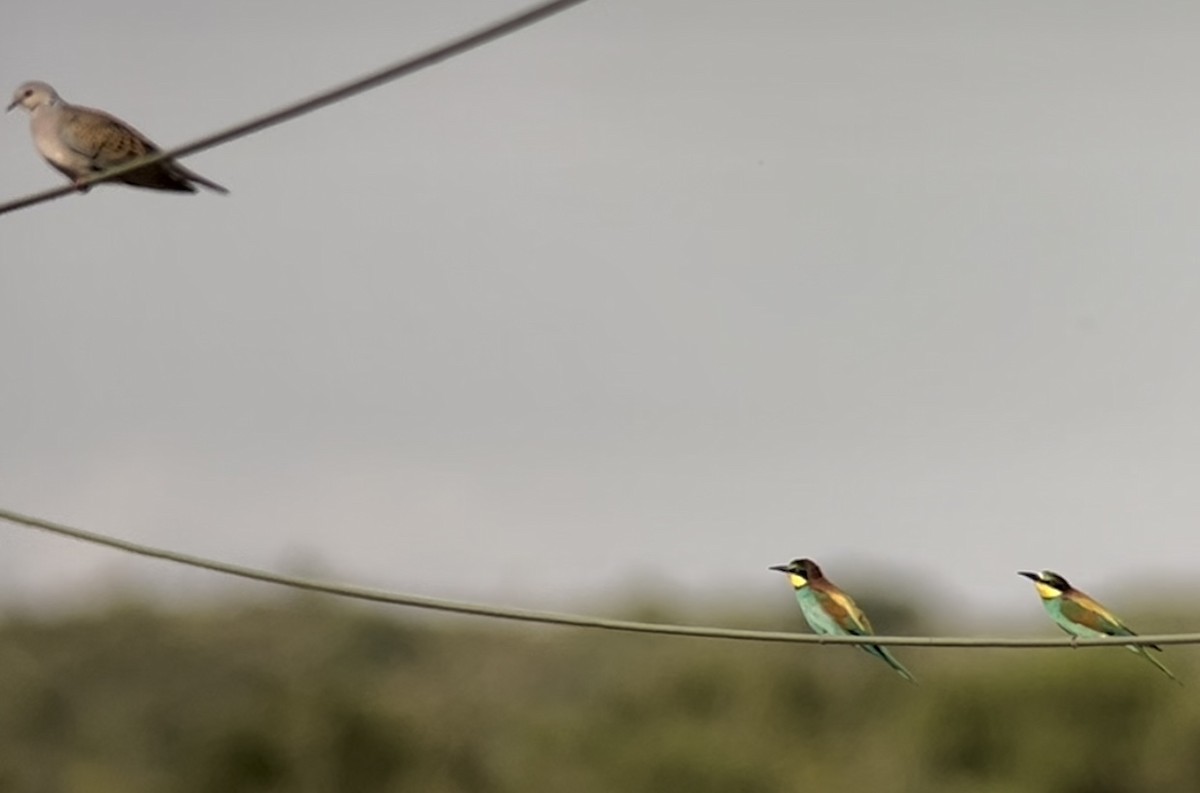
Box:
1017, 571, 1040, 581
768, 564, 790, 573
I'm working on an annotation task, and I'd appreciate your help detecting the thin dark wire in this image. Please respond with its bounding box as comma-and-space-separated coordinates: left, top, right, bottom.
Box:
0, 0, 591, 216
0, 506, 1194, 649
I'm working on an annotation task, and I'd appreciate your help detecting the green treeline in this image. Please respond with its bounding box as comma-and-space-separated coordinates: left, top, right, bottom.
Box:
0, 595, 1193, 793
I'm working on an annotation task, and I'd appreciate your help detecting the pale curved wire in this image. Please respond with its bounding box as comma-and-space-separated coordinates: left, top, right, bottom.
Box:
0, 506, 1194, 649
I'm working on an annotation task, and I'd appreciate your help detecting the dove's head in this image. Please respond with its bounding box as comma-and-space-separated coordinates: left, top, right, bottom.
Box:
7, 81, 60, 113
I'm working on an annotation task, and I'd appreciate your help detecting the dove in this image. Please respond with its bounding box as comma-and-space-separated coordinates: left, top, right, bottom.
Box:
7, 81, 228, 194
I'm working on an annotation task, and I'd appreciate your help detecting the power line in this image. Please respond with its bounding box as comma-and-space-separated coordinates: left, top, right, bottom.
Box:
0, 506, 1194, 650
0, 0, 592, 217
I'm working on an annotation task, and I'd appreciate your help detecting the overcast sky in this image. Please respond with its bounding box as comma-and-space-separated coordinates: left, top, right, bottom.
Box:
3, 1, 1200, 623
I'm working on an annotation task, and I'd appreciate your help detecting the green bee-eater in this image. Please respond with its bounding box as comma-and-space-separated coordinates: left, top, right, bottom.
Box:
1019, 570, 1181, 684
769, 558, 915, 683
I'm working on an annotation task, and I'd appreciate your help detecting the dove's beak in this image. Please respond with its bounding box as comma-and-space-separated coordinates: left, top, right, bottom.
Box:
5, 99, 17, 112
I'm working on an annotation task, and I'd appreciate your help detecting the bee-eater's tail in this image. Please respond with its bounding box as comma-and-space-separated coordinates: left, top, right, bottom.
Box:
863, 644, 917, 684
1132, 645, 1182, 685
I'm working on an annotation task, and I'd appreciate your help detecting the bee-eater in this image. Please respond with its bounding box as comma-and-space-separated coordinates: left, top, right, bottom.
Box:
769, 558, 915, 682
1018, 570, 1181, 684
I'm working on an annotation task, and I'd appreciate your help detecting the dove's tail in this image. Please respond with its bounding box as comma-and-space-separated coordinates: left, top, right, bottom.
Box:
182, 168, 229, 194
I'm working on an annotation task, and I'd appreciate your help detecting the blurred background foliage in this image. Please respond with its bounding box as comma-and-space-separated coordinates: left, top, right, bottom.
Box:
0, 589, 1193, 793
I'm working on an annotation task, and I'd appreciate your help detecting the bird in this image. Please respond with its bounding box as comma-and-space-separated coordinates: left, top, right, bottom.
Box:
7, 80, 227, 194
1018, 570, 1181, 684
769, 558, 915, 682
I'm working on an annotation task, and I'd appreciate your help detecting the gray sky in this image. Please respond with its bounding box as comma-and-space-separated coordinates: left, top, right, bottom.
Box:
3, 0, 1200, 621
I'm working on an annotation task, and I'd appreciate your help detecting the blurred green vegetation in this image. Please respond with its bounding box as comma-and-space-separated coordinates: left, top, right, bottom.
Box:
0, 593, 1193, 793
